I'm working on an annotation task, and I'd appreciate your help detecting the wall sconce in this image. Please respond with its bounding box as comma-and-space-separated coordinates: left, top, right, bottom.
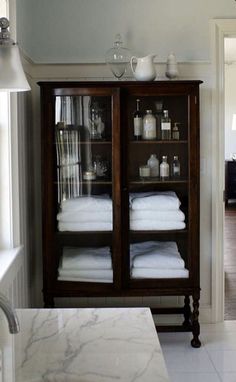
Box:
0, 17, 30, 92
232, 114, 236, 131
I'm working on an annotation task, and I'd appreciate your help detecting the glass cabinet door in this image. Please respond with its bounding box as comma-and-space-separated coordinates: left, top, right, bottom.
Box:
53, 89, 118, 285
125, 91, 190, 285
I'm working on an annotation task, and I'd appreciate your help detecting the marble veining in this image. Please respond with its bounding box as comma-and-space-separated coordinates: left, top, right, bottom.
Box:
1, 308, 169, 382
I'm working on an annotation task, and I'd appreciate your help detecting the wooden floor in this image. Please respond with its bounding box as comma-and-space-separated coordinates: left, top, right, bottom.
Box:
224, 202, 236, 320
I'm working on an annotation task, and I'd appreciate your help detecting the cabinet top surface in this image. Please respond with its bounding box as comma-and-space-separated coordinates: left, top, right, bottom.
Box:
38, 80, 203, 88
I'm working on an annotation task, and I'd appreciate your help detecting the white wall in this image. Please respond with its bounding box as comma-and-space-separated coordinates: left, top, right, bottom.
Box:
225, 63, 236, 160
17, 0, 236, 63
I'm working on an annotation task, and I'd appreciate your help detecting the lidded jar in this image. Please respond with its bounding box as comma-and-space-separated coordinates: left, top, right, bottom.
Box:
147, 154, 159, 177
165, 52, 179, 79
105, 34, 131, 79
142, 110, 156, 140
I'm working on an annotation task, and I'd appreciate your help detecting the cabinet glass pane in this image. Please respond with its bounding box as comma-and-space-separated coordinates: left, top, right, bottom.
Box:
127, 95, 189, 280
55, 95, 112, 203
58, 245, 113, 283
54, 94, 113, 283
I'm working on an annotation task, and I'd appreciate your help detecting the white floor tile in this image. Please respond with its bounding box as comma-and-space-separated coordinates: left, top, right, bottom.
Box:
207, 350, 236, 372
162, 348, 215, 373
201, 321, 236, 333
218, 373, 236, 381
159, 332, 193, 351
159, 322, 236, 380
202, 332, 236, 351
168, 371, 221, 382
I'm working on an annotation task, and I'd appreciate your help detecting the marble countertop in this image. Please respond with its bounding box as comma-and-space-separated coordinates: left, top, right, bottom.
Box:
0, 307, 169, 382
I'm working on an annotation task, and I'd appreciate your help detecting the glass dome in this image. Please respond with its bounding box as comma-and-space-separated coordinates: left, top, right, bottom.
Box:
105, 34, 131, 79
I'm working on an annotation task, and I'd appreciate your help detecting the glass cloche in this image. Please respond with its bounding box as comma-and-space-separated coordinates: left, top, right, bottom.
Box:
105, 34, 131, 79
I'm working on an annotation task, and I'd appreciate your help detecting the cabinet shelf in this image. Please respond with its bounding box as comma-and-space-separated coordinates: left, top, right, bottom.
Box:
54, 180, 112, 185
130, 229, 188, 235
81, 140, 112, 145
55, 231, 112, 237
54, 140, 112, 145
130, 178, 188, 185
130, 140, 188, 144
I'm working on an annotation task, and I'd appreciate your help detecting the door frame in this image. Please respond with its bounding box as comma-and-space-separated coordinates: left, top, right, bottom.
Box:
210, 19, 236, 322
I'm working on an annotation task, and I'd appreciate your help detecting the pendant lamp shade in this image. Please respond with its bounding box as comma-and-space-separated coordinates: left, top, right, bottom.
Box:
0, 44, 30, 92
0, 17, 30, 92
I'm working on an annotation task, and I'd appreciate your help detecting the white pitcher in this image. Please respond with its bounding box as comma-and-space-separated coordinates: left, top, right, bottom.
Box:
130, 54, 156, 81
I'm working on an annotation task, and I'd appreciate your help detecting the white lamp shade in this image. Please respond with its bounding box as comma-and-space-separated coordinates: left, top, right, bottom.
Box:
0, 44, 30, 92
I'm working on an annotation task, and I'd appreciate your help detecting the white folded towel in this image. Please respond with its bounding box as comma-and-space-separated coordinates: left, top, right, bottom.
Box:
58, 221, 112, 231
58, 276, 113, 283
132, 250, 185, 269
58, 267, 113, 282
61, 247, 112, 270
130, 241, 178, 255
131, 268, 189, 279
130, 191, 181, 211
130, 209, 185, 222
57, 211, 112, 223
130, 220, 186, 231
60, 195, 112, 212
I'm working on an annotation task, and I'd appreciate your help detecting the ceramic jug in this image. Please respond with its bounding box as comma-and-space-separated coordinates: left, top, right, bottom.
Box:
130, 54, 156, 81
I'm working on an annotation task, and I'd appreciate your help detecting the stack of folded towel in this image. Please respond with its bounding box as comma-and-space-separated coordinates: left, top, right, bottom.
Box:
58, 246, 113, 283
130, 241, 189, 279
129, 191, 185, 231
57, 194, 113, 231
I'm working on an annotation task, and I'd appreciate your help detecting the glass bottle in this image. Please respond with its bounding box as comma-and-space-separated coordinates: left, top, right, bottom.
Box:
147, 154, 159, 177
172, 156, 180, 178
142, 110, 156, 140
133, 99, 142, 140
160, 156, 169, 180
172, 122, 180, 140
161, 110, 171, 140
93, 155, 109, 179
89, 101, 104, 140
155, 100, 163, 140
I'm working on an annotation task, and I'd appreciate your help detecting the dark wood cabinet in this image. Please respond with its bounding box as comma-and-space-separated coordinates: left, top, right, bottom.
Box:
39, 80, 202, 347
225, 160, 236, 205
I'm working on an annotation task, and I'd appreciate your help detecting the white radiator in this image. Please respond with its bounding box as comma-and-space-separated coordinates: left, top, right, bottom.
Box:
0, 246, 28, 308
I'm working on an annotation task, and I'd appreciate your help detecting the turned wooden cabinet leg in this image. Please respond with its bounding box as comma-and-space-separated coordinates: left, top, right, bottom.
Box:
191, 293, 201, 348
182, 295, 191, 329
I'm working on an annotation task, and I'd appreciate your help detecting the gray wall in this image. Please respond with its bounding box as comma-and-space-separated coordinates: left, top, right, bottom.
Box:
17, 0, 236, 63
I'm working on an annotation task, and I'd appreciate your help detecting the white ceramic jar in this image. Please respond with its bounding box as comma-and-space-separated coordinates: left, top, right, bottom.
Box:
165, 53, 179, 79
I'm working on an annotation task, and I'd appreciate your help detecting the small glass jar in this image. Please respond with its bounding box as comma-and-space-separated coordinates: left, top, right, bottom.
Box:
147, 154, 159, 177
139, 165, 151, 179
142, 110, 156, 140
83, 171, 96, 181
